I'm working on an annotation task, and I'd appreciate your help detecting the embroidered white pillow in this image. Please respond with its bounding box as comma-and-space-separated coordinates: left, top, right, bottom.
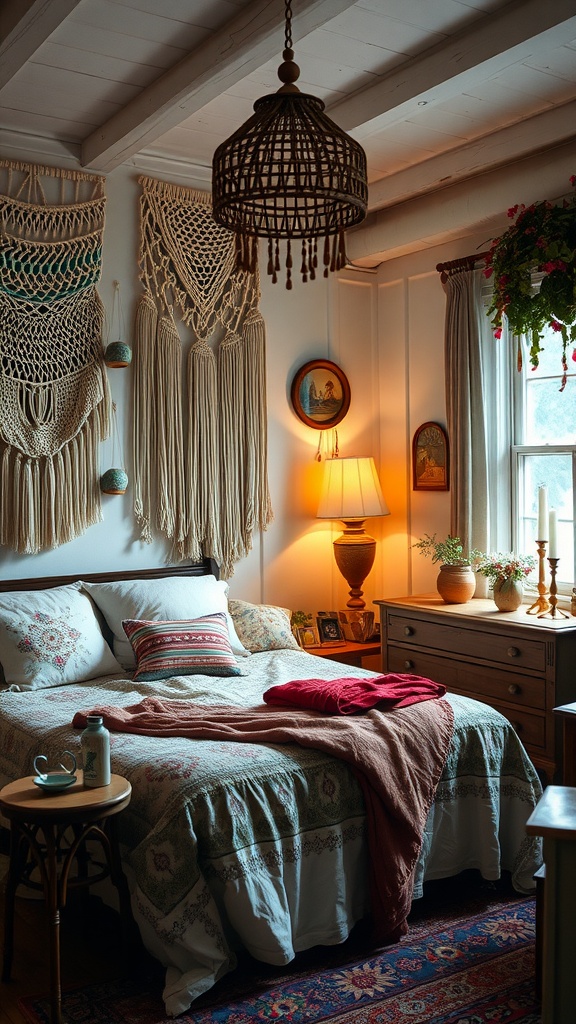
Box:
0, 584, 122, 690
228, 600, 301, 652
81, 575, 248, 669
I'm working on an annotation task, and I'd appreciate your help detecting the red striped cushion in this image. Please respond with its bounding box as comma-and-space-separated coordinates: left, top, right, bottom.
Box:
122, 613, 241, 682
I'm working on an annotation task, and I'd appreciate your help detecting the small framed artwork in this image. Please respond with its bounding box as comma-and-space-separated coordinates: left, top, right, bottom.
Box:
316, 613, 345, 644
297, 625, 320, 648
290, 359, 351, 429
412, 422, 449, 491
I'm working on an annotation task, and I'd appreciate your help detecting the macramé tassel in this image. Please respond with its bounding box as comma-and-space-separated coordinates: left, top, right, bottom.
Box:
186, 339, 221, 566
156, 313, 187, 554
218, 330, 245, 578
242, 309, 273, 549
0, 414, 104, 555
132, 292, 157, 543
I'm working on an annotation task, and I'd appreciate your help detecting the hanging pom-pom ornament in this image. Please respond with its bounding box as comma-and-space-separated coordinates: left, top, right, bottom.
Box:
100, 403, 128, 494
100, 467, 128, 494
104, 281, 131, 367
104, 341, 132, 368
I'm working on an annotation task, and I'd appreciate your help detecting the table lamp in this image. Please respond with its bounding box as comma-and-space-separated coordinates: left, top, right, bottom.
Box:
317, 456, 389, 609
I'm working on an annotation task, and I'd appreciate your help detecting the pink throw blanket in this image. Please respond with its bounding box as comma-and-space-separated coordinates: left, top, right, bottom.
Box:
73, 696, 454, 944
263, 673, 446, 714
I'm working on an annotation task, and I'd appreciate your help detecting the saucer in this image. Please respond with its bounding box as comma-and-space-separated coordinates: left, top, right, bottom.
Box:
33, 773, 77, 793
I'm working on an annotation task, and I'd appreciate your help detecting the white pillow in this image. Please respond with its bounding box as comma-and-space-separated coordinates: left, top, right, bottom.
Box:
81, 575, 248, 669
0, 584, 122, 690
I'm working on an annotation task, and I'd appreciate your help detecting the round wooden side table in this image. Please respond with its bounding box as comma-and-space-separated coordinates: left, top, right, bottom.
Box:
0, 771, 133, 1024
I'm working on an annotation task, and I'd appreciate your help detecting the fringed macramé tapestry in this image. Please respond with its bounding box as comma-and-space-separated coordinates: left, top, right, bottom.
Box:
0, 160, 110, 554
135, 176, 272, 577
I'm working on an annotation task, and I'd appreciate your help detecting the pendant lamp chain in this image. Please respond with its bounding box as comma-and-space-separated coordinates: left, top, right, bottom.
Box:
212, 0, 368, 289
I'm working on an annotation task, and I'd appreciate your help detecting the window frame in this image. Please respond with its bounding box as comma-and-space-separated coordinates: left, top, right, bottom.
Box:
483, 277, 576, 598
510, 444, 576, 594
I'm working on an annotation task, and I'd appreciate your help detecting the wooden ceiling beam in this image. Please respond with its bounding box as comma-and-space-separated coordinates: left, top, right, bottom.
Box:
0, 0, 83, 90
329, 0, 576, 132
81, 0, 358, 172
367, 100, 576, 214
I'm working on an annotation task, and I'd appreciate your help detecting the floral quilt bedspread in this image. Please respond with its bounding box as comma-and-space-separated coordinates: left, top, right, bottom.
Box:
0, 648, 543, 1017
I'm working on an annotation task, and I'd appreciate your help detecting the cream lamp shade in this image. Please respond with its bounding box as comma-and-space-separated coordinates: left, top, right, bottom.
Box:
317, 457, 390, 609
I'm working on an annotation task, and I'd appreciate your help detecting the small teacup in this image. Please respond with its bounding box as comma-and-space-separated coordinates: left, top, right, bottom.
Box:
33, 750, 77, 781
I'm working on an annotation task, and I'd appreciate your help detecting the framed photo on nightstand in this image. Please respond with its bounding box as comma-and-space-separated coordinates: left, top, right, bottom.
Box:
316, 611, 345, 644
297, 625, 320, 648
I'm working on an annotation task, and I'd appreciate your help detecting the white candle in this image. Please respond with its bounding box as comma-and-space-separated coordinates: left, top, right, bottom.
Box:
549, 509, 558, 557
537, 486, 548, 540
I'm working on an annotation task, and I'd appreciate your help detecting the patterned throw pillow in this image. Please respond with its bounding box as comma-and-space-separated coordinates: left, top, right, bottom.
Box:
227, 600, 301, 653
122, 613, 242, 682
0, 584, 122, 690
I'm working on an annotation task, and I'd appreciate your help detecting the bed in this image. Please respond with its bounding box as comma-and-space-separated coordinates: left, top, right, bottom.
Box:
0, 563, 543, 1017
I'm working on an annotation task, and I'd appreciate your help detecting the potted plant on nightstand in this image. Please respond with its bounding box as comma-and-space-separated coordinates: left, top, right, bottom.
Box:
413, 534, 482, 604
476, 552, 537, 611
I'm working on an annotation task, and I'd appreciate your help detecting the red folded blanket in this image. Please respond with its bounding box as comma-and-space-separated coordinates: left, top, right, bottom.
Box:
263, 673, 446, 714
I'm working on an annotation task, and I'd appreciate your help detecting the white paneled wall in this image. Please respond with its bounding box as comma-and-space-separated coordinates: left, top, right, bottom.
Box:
0, 141, 508, 616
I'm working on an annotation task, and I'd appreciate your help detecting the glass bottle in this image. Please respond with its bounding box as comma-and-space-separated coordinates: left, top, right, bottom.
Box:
81, 714, 111, 787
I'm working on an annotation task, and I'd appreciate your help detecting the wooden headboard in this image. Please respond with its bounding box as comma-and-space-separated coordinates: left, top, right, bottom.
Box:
0, 558, 219, 593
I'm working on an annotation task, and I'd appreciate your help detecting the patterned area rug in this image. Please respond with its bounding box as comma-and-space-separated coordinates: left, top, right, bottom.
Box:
19, 876, 541, 1024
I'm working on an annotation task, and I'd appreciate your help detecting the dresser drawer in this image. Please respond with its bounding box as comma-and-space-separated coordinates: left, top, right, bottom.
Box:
387, 613, 546, 672
451, 692, 547, 752
386, 646, 546, 710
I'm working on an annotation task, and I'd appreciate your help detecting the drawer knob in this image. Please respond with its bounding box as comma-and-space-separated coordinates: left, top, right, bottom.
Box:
507, 646, 520, 658
508, 683, 521, 695
404, 626, 414, 637
404, 660, 414, 670
512, 721, 523, 733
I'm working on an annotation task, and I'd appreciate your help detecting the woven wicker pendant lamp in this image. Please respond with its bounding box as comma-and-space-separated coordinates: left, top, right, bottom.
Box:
212, 0, 368, 289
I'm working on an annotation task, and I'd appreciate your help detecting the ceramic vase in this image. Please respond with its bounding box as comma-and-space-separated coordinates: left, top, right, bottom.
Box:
492, 577, 523, 612
436, 564, 476, 604
104, 341, 132, 367
100, 468, 128, 494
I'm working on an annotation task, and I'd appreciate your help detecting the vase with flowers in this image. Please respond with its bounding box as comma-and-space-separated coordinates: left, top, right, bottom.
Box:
476, 553, 537, 612
484, 176, 576, 390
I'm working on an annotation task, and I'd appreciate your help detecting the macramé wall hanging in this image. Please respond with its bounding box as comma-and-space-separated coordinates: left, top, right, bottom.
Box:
134, 176, 273, 577
0, 159, 110, 554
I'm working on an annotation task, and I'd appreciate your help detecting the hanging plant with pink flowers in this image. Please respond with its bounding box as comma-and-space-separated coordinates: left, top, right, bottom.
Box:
484, 176, 576, 388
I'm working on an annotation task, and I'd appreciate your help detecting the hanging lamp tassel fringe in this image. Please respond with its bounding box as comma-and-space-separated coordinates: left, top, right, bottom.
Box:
219, 330, 246, 578
156, 312, 187, 553
186, 340, 221, 565
132, 293, 157, 543
242, 309, 273, 548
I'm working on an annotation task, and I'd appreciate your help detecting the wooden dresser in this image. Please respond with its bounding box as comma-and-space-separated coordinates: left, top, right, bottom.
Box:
375, 595, 576, 781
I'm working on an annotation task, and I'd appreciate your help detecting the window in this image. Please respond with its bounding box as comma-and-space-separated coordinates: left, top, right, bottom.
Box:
509, 323, 576, 590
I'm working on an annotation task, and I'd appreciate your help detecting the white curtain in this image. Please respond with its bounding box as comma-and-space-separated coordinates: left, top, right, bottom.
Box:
442, 266, 513, 592
443, 267, 489, 557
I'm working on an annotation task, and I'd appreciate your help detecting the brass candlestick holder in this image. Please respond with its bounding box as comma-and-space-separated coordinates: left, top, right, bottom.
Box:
539, 557, 569, 619
526, 540, 551, 615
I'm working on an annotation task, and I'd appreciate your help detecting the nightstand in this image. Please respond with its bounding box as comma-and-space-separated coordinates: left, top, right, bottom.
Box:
308, 639, 381, 667
0, 772, 134, 1024
527, 786, 576, 1023
553, 701, 576, 784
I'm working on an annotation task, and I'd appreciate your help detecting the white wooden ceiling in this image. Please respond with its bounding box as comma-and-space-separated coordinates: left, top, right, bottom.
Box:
1, 0, 576, 261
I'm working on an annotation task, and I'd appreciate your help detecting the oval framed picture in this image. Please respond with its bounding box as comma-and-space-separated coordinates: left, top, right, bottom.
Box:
412, 421, 449, 491
290, 359, 351, 429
